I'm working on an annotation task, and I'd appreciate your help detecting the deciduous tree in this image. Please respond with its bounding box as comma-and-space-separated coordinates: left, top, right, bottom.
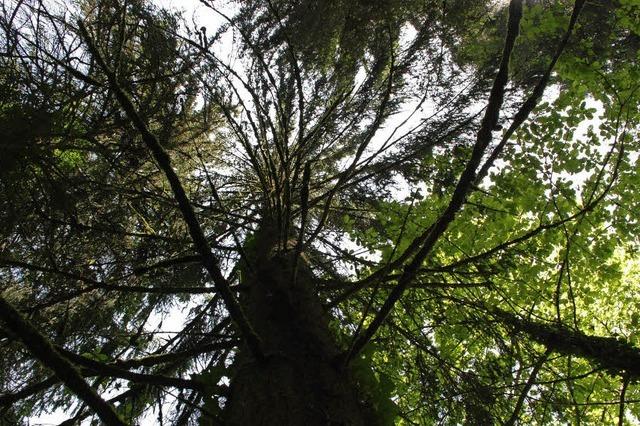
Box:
1, 0, 639, 424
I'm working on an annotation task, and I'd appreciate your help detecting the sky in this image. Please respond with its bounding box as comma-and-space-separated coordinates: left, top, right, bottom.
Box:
25, 1, 229, 424
23, 0, 611, 424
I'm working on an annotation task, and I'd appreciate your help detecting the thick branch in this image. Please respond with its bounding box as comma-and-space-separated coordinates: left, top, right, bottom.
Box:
495, 309, 640, 379
0, 296, 125, 425
476, 0, 587, 183
77, 21, 264, 361
344, 0, 524, 363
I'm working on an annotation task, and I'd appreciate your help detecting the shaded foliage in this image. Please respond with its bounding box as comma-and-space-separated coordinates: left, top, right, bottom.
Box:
1, 0, 640, 424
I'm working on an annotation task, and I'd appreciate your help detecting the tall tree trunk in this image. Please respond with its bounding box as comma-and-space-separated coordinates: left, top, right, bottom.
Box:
221, 222, 374, 425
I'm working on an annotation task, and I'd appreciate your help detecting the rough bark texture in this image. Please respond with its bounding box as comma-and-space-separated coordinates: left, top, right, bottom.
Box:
221, 223, 375, 425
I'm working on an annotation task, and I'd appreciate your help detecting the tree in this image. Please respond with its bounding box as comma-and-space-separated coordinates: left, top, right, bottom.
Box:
1, 0, 640, 424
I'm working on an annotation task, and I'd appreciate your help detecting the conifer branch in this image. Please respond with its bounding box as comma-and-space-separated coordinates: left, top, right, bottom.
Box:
77, 20, 265, 361
0, 296, 126, 425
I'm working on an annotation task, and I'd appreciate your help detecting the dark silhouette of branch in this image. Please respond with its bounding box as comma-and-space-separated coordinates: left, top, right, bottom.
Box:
0, 296, 126, 425
0, 376, 58, 408
1, 257, 218, 300
305, 50, 396, 248
112, 340, 237, 369
77, 20, 265, 361
503, 350, 550, 426
475, 0, 587, 183
132, 254, 201, 274
57, 348, 207, 391
344, 0, 525, 364
494, 309, 640, 380
0, 341, 235, 410
619, 374, 630, 426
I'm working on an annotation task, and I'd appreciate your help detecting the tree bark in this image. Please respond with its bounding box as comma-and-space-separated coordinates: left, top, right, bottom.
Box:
220, 222, 375, 425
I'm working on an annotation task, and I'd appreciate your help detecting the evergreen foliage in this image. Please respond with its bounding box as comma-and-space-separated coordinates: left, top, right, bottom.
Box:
1, 0, 639, 424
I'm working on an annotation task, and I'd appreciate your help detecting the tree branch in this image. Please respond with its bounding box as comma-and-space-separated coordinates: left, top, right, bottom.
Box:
343, 0, 525, 364
58, 348, 207, 391
495, 309, 640, 380
0, 296, 125, 425
77, 20, 264, 361
503, 350, 550, 426
475, 0, 587, 183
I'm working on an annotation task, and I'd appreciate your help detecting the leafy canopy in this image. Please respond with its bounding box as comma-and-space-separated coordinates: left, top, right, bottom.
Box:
1, 0, 640, 424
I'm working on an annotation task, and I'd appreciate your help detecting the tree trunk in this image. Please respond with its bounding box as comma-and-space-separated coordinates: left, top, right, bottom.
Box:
221, 223, 375, 425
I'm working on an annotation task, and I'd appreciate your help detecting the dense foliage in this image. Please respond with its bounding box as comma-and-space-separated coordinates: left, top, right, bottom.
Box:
1, 0, 640, 424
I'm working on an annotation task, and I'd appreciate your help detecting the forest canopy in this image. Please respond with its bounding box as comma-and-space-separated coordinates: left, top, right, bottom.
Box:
1, 0, 640, 424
